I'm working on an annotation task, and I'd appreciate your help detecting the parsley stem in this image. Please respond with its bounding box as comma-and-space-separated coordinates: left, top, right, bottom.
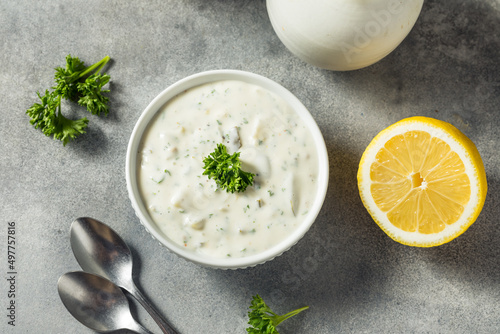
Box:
273, 305, 309, 326
77, 56, 110, 80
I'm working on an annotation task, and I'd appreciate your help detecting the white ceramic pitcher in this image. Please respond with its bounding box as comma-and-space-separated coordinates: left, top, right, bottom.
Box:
267, 0, 424, 71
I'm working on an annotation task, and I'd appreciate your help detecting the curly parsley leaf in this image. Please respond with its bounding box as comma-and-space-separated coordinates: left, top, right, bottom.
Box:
26, 54, 110, 145
53, 54, 110, 105
53, 55, 87, 101
247, 295, 309, 334
77, 73, 111, 116
202, 143, 255, 193
26, 90, 60, 136
52, 110, 89, 146
26, 90, 88, 146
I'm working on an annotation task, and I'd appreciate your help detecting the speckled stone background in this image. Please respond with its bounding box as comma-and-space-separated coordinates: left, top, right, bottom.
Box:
1, 0, 499, 333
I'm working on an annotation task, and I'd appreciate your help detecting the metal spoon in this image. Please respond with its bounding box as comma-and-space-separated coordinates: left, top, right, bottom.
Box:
58, 271, 153, 334
70, 217, 178, 334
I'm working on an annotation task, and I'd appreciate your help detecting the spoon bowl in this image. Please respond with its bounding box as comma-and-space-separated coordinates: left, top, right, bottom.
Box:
70, 217, 178, 334
57, 271, 152, 334
70, 217, 133, 290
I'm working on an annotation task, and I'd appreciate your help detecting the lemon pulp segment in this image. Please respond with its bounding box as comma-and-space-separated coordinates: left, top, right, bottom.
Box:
370, 130, 471, 234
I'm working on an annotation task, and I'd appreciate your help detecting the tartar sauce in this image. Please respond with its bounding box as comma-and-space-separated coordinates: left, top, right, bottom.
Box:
137, 80, 319, 258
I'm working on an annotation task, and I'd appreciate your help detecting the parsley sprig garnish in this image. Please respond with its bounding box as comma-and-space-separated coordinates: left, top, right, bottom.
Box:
202, 143, 255, 193
26, 54, 111, 145
247, 295, 309, 334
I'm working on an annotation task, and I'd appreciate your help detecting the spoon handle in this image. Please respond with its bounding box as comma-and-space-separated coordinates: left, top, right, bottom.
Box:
134, 324, 156, 334
129, 284, 179, 334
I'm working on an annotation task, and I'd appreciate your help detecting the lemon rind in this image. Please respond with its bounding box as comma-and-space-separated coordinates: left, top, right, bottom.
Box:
358, 117, 487, 247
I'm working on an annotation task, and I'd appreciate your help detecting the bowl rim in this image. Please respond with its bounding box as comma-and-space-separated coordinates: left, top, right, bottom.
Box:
125, 69, 329, 269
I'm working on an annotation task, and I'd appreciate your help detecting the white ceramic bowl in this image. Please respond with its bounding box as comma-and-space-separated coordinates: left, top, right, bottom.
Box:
125, 70, 329, 269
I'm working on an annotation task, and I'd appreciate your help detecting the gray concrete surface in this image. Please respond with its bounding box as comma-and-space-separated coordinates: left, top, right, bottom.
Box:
1, 0, 499, 333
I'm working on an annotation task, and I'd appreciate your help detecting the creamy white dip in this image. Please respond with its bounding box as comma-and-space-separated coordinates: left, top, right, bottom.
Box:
137, 80, 319, 259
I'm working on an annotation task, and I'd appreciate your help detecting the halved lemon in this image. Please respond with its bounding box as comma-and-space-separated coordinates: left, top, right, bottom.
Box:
357, 116, 487, 247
